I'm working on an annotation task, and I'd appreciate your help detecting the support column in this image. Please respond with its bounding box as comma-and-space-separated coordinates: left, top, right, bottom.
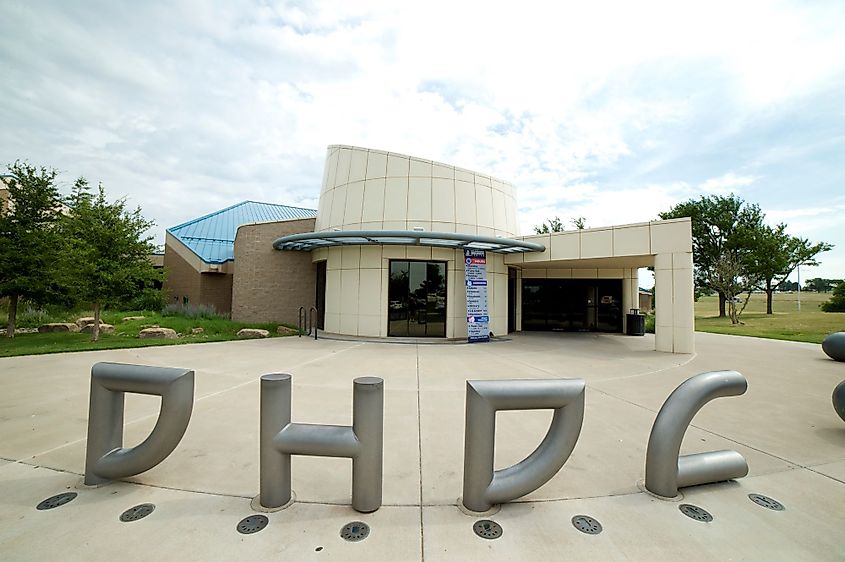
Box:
654, 254, 674, 353
515, 268, 523, 332
672, 252, 695, 354
622, 268, 638, 334
654, 253, 694, 354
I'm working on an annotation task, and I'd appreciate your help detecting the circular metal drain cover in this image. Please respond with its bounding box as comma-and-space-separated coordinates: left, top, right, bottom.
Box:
748, 493, 785, 511
119, 503, 155, 522
36, 492, 77, 510
340, 521, 370, 542
679, 504, 713, 522
572, 515, 603, 535
237, 514, 269, 534
473, 519, 503, 540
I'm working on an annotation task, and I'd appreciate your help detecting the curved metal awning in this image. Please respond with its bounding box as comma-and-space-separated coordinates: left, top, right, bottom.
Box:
273, 230, 545, 254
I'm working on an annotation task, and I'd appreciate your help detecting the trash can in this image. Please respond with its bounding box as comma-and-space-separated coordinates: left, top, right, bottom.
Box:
626, 309, 645, 336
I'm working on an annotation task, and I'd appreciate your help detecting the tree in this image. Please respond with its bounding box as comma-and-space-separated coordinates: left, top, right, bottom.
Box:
710, 252, 760, 324
63, 179, 159, 341
805, 278, 842, 293
659, 194, 764, 317
533, 216, 563, 234
821, 281, 845, 312
747, 224, 832, 314
0, 162, 65, 337
571, 216, 587, 230
533, 216, 587, 234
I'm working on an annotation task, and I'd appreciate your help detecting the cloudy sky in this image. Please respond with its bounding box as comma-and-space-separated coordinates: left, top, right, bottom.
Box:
2, 1, 844, 282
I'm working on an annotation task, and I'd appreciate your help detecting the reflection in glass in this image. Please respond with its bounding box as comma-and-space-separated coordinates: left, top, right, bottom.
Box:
388, 261, 447, 337
521, 279, 622, 332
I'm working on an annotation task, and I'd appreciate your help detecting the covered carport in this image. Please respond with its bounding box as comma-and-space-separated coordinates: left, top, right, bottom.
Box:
508, 217, 694, 354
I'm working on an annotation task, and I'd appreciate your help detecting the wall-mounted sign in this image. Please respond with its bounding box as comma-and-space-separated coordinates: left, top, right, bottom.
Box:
464, 249, 489, 343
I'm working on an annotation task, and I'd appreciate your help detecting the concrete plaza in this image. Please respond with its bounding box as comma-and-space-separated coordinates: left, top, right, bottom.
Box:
1, 331, 843, 560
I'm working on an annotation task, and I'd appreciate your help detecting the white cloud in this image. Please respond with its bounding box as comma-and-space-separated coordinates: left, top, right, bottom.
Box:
1, 1, 844, 278
698, 172, 758, 195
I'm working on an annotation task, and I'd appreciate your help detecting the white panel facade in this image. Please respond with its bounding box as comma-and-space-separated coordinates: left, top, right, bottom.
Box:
316, 145, 519, 237
299, 144, 694, 353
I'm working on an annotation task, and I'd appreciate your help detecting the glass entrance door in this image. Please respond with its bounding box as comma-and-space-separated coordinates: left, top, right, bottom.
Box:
521, 279, 622, 332
388, 260, 447, 337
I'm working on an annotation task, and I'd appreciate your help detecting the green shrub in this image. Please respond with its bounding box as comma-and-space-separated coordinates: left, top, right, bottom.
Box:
127, 288, 166, 312
162, 303, 227, 319
821, 282, 845, 312
645, 313, 655, 334
9, 303, 76, 327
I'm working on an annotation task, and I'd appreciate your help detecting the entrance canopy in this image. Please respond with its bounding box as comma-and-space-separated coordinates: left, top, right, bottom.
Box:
273, 230, 546, 254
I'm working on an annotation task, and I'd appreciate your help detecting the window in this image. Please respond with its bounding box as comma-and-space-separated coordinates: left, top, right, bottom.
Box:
388, 261, 447, 337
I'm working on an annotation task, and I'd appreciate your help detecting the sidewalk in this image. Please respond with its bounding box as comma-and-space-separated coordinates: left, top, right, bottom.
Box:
1, 332, 843, 560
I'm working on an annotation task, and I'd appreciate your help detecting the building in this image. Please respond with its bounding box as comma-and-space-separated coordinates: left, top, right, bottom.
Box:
223, 145, 694, 353
162, 201, 316, 315
1, 174, 12, 212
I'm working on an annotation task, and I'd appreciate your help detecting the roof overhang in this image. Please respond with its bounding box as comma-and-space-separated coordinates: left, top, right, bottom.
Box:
273, 230, 546, 254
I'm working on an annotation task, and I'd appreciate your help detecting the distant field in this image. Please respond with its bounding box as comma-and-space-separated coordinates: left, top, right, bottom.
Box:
695, 292, 844, 343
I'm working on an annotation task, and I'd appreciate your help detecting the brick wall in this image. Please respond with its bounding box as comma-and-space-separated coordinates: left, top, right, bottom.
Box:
162, 243, 234, 314
162, 246, 203, 308
232, 218, 317, 325
200, 272, 234, 314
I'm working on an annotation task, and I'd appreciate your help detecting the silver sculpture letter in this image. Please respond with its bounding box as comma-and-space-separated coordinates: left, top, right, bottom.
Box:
260, 374, 383, 513
84, 362, 195, 486
645, 370, 748, 498
462, 378, 585, 513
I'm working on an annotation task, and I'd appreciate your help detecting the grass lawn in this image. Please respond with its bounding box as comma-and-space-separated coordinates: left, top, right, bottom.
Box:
0, 309, 299, 358
695, 292, 845, 344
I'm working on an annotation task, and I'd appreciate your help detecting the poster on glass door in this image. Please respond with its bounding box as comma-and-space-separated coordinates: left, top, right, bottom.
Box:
464, 249, 490, 343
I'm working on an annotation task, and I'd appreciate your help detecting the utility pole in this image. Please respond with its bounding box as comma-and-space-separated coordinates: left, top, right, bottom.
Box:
797, 263, 801, 313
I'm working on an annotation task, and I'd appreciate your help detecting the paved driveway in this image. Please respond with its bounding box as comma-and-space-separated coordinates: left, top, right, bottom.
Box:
1, 332, 843, 560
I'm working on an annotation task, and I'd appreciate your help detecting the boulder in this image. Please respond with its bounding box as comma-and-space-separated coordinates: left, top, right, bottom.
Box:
191, 327, 204, 335
822, 332, 845, 362
276, 326, 299, 336
76, 317, 96, 328
0, 328, 38, 335
833, 380, 845, 423
38, 323, 80, 333
80, 323, 114, 334
123, 316, 146, 322
237, 328, 270, 339
139, 327, 178, 339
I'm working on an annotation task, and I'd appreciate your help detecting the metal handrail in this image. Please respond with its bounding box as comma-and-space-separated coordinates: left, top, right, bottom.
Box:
310, 306, 318, 340
297, 306, 307, 337
297, 306, 319, 339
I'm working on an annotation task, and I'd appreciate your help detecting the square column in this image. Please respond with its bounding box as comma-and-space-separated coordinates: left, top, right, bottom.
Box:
654, 253, 694, 353
621, 268, 639, 334
515, 268, 523, 332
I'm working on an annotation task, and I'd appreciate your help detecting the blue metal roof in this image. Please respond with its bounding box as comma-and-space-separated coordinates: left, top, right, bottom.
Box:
168, 200, 316, 264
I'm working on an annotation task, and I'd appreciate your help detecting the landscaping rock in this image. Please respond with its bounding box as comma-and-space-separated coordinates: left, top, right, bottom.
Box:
833, 380, 845, 423
80, 323, 114, 334
139, 327, 178, 339
822, 332, 845, 362
76, 317, 96, 328
38, 323, 80, 333
191, 327, 204, 334
276, 326, 299, 336
237, 328, 270, 339
0, 328, 39, 335
122, 316, 146, 322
